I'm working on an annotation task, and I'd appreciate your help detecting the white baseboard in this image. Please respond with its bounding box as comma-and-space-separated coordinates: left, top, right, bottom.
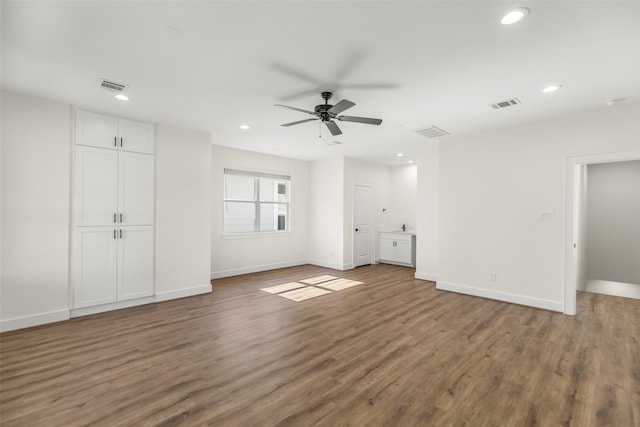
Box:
437, 281, 563, 312
307, 259, 350, 271
211, 260, 307, 279
71, 296, 156, 317
155, 284, 212, 302
585, 279, 640, 299
415, 271, 437, 282
1, 309, 70, 333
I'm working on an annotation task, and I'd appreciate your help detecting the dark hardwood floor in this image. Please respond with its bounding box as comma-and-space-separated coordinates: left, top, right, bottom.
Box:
1, 264, 639, 426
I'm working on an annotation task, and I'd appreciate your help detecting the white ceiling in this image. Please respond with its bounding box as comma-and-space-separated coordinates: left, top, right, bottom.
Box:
2, 1, 639, 165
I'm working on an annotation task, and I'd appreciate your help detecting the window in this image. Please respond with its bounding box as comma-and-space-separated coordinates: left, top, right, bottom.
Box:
223, 168, 290, 233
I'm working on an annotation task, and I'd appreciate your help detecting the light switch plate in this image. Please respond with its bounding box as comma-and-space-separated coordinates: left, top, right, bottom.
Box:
538, 211, 554, 221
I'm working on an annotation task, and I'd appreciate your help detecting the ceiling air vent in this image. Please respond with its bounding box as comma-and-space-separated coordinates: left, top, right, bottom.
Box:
100, 79, 127, 92
415, 126, 449, 138
490, 98, 521, 109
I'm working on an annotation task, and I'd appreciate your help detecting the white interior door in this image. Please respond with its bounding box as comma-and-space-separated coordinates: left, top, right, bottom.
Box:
353, 184, 374, 267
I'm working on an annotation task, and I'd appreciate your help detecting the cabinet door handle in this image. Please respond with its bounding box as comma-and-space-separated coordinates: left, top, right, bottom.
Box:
120, 137, 123, 147
119, 213, 123, 223
114, 136, 117, 147
119, 229, 123, 239
113, 229, 117, 239
113, 213, 117, 223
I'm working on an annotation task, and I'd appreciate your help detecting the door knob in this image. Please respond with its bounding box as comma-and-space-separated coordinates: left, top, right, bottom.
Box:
355, 228, 360, 232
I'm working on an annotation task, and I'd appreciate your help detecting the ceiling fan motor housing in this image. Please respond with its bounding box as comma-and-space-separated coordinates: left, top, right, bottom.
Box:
314, 103, 334, 121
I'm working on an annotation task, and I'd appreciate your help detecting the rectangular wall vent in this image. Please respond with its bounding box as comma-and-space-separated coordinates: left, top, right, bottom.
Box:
100, 79, 127, 92
415, 126, 449, 138
490, 98, 521, 109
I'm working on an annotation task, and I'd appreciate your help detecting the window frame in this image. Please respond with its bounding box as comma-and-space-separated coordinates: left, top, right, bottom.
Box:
222, 168, 291, 236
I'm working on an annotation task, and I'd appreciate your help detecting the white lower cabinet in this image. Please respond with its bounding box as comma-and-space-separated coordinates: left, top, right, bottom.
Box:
117, 227, 154, 301
379, 232, 415, 267
72, 226, 153, 309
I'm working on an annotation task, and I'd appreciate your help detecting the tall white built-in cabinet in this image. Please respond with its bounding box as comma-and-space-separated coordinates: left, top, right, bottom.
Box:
71, 110, 156, 313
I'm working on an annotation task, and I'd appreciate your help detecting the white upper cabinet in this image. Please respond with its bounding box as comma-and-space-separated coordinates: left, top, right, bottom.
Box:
118, 118, 155, 155
74, 146, 118, 226
76, 110, 155, 154
118, 152, 155, 225
76, 111, 119, 150
74, 146, 154, 227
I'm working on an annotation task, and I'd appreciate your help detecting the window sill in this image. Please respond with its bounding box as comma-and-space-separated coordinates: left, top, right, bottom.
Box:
221, 231, 292, 240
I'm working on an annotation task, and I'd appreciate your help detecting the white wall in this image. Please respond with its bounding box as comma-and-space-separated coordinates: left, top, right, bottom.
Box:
156, 124, 212, 299
586, 160, 640, 285
308, 156, 344, 269
211, 145, 309, 278
389, 164, 417, 229
343, 157, 390, 268
415, 141, 439, 282
437, 105, 640, 312
1, 92, 71, 329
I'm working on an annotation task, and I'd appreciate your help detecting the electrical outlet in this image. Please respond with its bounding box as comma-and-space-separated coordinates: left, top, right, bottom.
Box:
489, 272, 496, 281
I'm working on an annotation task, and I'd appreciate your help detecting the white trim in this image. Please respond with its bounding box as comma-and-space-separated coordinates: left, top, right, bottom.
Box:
221, 230, 292, 240
71, 296, 156, 317
1, 309, 70, 332
307, 259, 350, 271
211, 260, 307, 279
564, 150, 640, 315
415, 271, 437, 282
155, 284, 212, 302
437, 281, 563, 312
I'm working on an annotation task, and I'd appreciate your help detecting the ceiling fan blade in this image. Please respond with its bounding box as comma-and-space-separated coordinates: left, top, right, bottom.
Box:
281, 118, 319, 127
274, 104, 316, 115
324, 120, 342, 136
328, 99, 355, 115
337, 115, 383, 125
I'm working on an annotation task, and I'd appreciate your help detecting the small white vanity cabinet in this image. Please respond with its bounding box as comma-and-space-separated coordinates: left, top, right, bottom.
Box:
379, 232, 416, 267
71, 110, 155, 311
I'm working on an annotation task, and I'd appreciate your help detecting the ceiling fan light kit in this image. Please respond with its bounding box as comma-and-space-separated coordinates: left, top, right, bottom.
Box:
275, 91, 382, 136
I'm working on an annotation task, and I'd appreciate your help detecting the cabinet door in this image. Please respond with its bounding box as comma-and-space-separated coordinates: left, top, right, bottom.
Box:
118, 226, 154, 301
379, 236, 396, 261
76, 110, 119, 150
72, 227, 118, 308
395, 240, 413, 265
74, 146, 118, 226
119, 119, 155, 154
118, 152, 154, 225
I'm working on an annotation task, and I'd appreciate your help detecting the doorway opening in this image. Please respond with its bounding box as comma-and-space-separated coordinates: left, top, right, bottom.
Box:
564, 150, 640, 315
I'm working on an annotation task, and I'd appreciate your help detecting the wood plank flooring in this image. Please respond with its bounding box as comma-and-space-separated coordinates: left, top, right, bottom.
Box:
1, 264, 639, 426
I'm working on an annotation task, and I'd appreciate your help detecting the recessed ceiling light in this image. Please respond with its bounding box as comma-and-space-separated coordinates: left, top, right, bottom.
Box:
408, 160, 415, 164
542, 85, 563, 93
396, 153, 404, 157
239, 124, 250, 130
501, 7, 529, 25
115, 94, 129, 101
